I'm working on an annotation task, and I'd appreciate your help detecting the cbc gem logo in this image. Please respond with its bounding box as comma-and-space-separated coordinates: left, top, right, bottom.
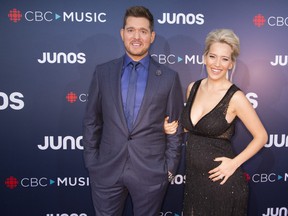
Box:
5, 176, 19, 189
253, 14, 266, 27
66, 92, 78, 103
8, 8, 22, 23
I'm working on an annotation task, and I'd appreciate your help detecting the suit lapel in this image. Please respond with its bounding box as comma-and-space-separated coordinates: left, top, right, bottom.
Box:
109, 57, 128, 130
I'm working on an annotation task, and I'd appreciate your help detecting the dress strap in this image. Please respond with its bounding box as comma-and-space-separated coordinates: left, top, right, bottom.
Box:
186, 79, 203, 105
218, 84, 241, 115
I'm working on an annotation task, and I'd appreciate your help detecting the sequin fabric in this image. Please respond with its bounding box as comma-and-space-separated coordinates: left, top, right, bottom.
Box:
180, 79, 249, 216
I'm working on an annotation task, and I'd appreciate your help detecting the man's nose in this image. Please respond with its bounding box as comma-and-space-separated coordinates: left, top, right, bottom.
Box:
133, 30, 140, 39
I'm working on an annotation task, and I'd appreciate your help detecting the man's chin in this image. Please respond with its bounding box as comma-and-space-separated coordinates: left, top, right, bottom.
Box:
126, 51, 148, 59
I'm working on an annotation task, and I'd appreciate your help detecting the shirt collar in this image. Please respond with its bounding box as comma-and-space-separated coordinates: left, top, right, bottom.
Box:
123, 53, 150, 70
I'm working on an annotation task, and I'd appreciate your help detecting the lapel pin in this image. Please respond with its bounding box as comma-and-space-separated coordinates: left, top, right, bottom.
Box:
156, 70, 162, 76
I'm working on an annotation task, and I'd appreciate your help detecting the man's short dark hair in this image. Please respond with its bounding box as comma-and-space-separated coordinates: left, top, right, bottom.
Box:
123, 6, 154, 32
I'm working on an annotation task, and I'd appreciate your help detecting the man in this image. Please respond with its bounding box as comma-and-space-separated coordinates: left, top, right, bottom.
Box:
82, 6, 183, 216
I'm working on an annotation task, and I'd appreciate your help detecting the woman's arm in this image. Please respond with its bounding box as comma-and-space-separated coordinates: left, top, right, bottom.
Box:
209, 90, 268, 184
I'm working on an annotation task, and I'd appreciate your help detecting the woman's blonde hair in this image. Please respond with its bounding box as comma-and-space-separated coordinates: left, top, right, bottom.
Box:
204, 29, 240, 62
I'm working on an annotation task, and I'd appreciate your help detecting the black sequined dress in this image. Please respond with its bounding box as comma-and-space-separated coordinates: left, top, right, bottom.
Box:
180, 79, 248, 216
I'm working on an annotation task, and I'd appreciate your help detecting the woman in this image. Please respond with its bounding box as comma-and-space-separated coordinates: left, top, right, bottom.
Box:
164, 29, 267, 215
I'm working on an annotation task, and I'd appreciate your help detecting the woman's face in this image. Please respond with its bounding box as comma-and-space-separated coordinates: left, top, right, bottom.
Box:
204, 42, 234, 80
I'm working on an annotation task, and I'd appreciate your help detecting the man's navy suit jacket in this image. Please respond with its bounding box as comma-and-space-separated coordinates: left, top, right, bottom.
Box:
82, 56, 183, 186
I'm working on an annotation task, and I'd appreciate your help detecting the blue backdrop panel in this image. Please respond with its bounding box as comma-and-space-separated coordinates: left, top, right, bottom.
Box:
1, 0, 288, 216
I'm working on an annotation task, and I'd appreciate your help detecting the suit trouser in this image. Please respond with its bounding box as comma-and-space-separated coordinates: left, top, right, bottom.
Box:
89, 158, 168, 216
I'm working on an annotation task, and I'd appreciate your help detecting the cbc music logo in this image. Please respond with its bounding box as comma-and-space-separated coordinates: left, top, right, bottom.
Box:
0, 92, 24, 110
4, 176, 90, 189
38, 136, 83, 150
270, 55, 288, 66
253, 13, 288, 27
157, 12, 204, 25
8, 8, 107, 23
251, 172, 288, 183
151, 53, 203, 65
38, 52, 86, 64
265, 134, 288, 148
66, 92, 88, 103
262, 207, 288, 216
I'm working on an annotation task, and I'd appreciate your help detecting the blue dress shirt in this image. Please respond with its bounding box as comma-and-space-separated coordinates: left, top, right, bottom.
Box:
121, 54, 149, 124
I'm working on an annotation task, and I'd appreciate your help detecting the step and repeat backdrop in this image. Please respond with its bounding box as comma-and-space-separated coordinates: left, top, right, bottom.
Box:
1, 0, 288, 216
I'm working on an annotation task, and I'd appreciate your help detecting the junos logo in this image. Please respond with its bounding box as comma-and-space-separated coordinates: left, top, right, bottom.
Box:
38, 52, 86, 64
38, 136, 83, 150
158, 13, 204, 25
170, 174, 185, 185
270, 55, 288, 66
262, 207, 288, 216
246, 92, 258, 109
265, 134, 288, 148
0, 92, 24, 110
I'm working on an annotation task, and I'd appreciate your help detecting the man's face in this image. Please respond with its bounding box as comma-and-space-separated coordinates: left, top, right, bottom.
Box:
120, 16, 155, 61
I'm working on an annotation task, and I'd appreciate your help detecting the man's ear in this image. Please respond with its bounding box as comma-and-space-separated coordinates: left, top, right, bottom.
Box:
120, 28, 124, 41
150, 31, 156, 44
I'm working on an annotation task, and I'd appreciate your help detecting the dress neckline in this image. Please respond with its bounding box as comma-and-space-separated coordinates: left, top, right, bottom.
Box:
189, 79, 234, 127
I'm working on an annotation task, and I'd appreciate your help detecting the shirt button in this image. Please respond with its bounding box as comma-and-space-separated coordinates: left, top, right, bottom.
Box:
128, 136, 132, 140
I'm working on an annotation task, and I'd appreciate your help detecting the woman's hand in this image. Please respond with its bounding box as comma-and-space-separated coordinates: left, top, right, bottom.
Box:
163, 116, 178, 135
208, 157, 239, 185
